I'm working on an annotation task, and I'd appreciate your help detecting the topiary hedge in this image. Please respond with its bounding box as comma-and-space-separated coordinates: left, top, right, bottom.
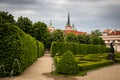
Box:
51, 42, 108, 57
78, 60, 114, 71
56, 50, 79, 75
36, 41, 44, 58
0, 24, 44, 77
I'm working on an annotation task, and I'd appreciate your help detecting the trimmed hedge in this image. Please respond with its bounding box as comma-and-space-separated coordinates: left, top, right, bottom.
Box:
36, 41, 44, 58
78, 60, 114, 71
51, 42, 108, 57
0, 24, 44, 77
54, 54, 116, 72
56, 50, 79, 75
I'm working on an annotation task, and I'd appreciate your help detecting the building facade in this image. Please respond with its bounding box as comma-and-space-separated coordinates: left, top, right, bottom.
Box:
101, 29, 120, 52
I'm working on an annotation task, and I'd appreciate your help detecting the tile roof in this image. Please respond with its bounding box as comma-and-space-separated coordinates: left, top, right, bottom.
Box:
63, 30, 86, 35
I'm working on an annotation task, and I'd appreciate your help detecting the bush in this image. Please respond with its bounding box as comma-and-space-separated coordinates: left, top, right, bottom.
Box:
51, 42, 108, 57
36, 41, 44, 57
78, 60, 114, 71
0, 24, 44, 77
56, 50, 79, 75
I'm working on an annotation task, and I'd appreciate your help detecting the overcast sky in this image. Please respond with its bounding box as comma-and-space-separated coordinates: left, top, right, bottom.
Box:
0, 0, 120, 32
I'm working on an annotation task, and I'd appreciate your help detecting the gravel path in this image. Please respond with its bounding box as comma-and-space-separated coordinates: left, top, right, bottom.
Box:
1, 51, 120, 80
0, 51, 54, 80
76, 64, 120, 80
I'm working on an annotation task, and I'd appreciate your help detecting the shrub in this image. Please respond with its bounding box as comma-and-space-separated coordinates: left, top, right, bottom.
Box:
78, 60, 114, 71
51, 42, 108, 57
0, 24, 44, 77
56, 50, 79, 75
36, 41, 44, 57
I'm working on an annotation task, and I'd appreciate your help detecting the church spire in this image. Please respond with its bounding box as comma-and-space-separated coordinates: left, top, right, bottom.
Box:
50, 20, 52, 26
66, 12, 71, 26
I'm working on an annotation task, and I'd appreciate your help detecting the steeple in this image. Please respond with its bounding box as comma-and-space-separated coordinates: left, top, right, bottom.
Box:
66, 12, 71, 26
50, 20, 52, 27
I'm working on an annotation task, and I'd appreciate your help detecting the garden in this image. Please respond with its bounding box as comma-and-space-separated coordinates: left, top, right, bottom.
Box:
51, 42, 120, 75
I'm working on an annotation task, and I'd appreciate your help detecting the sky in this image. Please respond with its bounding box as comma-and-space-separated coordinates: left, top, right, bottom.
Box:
0, 0, 120, 33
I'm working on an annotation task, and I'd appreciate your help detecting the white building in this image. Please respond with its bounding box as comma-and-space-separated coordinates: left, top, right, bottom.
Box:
101, 29, 120, 52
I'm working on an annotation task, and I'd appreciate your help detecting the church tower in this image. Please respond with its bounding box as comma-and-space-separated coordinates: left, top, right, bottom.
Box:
48, 20, 55, 32
65, 12, 73, 30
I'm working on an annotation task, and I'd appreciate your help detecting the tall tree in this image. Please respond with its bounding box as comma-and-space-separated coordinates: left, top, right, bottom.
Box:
77, 34, 91, 44
0, 11, 15, 25
51, 29, 64, 42
16, 16, 33, 34
65, 33, 78, 43
32, 21, 47, 42
91, 29, 102, 37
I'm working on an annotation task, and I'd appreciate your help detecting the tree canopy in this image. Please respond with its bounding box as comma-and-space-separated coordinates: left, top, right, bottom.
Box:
16, 16, 33, 34
0, 11, 15, 25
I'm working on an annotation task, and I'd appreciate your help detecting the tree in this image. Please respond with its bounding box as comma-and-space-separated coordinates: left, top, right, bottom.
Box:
56, 50, 79, 75
90, 35, 105, 45
90, 36, 99, 45
77, 34, 91, 44
32, 21, 48, 43
91, 29, 102, 37
16, 16, 33, 34
98, 37, 105, 45
65, 33, 78, 43
51, 29, 64, 42
0, 11, 15, 25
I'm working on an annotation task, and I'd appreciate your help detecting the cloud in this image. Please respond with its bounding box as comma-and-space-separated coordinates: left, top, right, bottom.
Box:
0, 0, 120, 32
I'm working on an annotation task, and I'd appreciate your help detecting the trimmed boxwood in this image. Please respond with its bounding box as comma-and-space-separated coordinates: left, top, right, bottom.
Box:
51, 42, 108, 57
36, 41, 44, 58
78, 60, 114, 71
56, 50, 79, 75
0, 24, 44, 77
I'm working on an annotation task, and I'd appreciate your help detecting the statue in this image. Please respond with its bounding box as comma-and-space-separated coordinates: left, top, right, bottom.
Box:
110, 40, 115, 54
108, 40, 117, 63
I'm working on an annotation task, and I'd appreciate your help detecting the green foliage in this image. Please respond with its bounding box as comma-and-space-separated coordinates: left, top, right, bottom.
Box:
36, 41, 44, 57
90, 36, 104, 45
65, 33, 78, 43
91, 29, 102, 36
0, 11, 15, 25
0, 24, 44, 77
31, 21, 49, 50
44, 29, 64, 50
56, 50, 79, 75
32, 21, 47, 41
54, 53, 119, 72
78, 60, 114, 71
51, 42, 108, 57
77, 34, 91, 44
51, 29, 64, 42
16, 16, 33, 34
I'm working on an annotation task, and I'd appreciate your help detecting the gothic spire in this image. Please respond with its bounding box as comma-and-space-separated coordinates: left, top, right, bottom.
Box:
66, 12, 71, 26
50, 20, 52, 26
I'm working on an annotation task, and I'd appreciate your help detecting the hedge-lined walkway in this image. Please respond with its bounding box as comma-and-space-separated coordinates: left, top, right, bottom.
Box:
1, 51, 120, 80
0, 51, 54, 80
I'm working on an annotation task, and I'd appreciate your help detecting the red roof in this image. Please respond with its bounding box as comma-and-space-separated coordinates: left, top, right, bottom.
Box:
108, 30, 120, 36
63, 30, 86, 35
103, 29, 112, 33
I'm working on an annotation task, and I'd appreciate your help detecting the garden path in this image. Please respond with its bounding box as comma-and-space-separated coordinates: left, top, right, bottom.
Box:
0, 51, 120, 80
0, 51, 54, 80
76, 64, 120, 80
